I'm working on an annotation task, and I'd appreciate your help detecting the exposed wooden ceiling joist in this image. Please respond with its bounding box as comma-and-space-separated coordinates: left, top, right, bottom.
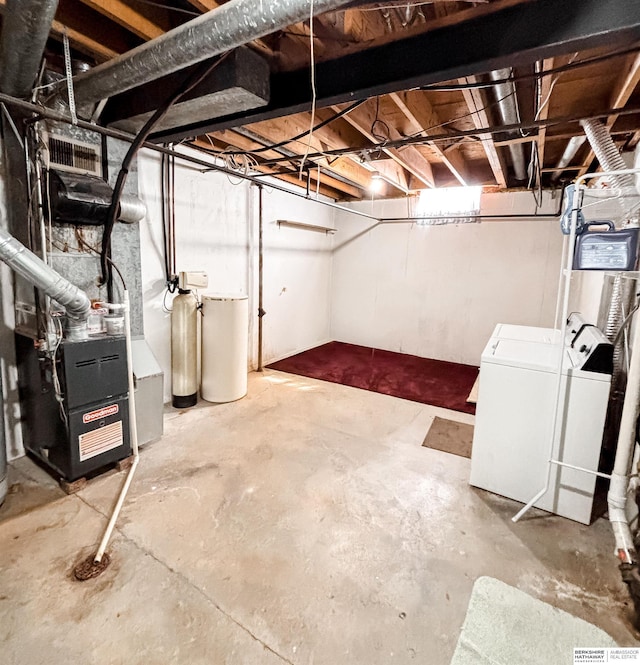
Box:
578, 52, 640, 176
459, 77, 507, 188
389, 90, 468, 186
332, 101, 435, 188
76, 0, 164, 40
153, 0, 640, 142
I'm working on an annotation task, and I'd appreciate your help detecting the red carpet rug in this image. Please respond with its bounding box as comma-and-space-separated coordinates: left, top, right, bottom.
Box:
267, 341, 478, 415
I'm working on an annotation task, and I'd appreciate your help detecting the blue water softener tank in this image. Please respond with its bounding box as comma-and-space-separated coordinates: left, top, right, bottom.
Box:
573, 221, 640, 271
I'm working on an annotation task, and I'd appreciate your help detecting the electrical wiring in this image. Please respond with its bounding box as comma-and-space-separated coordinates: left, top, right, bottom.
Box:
418, 46, 640, 92
256, 101, 640, 168
208, 100, 365, 157
371, 96, 391, 144
101, 52, 232, 302
51, 315, 67, 428
73, 228, 127, 291
128, 0, 199, 15
194, 89, 513, 169
535, 52, 579, 122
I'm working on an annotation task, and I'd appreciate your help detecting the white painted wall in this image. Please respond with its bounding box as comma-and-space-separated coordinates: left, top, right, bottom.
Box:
137, 148, 335, 403
330, 191, 566, 367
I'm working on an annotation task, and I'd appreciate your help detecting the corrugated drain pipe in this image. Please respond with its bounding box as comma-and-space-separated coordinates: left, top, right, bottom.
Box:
63, 0, 354, 108
489, 69, 526, 181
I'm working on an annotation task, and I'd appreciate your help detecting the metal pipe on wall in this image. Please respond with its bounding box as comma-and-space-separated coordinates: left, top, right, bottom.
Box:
66, 0, 354, 107
0, 0, 59, 98
0, 368, 7, 506
489, 69, 526, 181
257, 185, 265, 372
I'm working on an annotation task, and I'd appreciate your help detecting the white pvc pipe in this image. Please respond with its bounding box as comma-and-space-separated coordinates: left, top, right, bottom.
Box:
608, 307, 640, 564
94, 290, 140, 564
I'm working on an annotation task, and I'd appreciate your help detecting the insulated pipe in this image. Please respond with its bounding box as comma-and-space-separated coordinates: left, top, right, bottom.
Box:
489, 69, 527, 181
0, 227, 91, 336
0, 0, 59, 98
67, 0, 354, 107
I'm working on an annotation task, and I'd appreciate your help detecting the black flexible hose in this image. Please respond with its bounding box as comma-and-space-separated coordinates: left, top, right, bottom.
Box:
101, 54, 231, 301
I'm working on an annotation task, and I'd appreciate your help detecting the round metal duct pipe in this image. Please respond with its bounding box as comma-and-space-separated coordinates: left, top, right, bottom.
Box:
0, 227, 91, 331
489, 68, 527, 181
0, 0, 59, 98
68, 0, 355, 107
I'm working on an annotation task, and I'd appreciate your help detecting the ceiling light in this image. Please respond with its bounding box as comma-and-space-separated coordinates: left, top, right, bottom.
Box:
369, 171, 384, 193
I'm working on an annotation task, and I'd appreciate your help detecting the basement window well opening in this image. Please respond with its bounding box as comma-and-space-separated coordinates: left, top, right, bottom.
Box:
414, 186, 482, 225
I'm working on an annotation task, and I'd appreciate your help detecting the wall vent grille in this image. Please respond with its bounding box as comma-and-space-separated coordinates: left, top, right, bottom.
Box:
44, 132, 102, 176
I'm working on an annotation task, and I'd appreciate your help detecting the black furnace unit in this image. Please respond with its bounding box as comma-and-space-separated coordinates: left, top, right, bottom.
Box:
16, 333, 131, 482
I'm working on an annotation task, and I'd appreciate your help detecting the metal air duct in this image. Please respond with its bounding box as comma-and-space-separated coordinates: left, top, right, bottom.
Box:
489, 68, 526, 181
67, 0, 354, 108
550, 136, 586, 183
0, 0, 59, 98
0, 227, 91, 337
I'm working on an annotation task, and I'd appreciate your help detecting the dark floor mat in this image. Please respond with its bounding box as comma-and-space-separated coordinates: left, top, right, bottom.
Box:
267, 341, 478, 414
422, 416, 474, 458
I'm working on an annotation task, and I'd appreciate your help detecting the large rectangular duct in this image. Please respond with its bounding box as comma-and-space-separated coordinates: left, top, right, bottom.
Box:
103, 47, 270, 134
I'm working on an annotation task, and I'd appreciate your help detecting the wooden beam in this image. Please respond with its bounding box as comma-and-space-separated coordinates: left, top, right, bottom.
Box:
332, 100, 435, 188
187, 0, 221, 11
459, 77, 507, 188
389, 90, 468, 186
535, 58, 555, 171
0, 0, 134, 61
76, 0, 164, 40
49, 19, 119, 61
578, 52, 640, 176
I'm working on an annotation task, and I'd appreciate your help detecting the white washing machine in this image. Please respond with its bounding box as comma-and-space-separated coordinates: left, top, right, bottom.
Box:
470, 320, 612, 524
491, 323, 560, 344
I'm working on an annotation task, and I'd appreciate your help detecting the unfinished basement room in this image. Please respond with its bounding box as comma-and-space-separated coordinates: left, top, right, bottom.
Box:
2, 0, 640, 662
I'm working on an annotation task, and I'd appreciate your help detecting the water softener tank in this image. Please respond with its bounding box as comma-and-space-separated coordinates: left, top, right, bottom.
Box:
201, 295, 248, 403
171, 289, 198, 408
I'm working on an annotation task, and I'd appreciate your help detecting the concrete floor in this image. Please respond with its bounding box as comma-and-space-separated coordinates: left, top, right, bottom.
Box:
0, 370, 637, 664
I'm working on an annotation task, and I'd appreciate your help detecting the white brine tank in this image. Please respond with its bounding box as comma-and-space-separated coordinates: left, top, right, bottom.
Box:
171, 289, 198, 408
201, 295, 248, 403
